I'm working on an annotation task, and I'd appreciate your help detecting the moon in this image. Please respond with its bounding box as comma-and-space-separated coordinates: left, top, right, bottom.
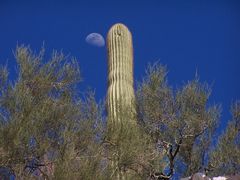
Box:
85, 33, 105, 47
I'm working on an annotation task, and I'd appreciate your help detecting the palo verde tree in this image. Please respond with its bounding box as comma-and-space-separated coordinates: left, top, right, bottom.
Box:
0, 46, 239, 179
136, 63, 220, 179
209, 101, 240, 176
0, 45, 104, 179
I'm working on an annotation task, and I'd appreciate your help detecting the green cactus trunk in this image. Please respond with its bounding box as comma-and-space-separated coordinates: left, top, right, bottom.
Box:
106, 23, 136, 180
107, 23, 135, 128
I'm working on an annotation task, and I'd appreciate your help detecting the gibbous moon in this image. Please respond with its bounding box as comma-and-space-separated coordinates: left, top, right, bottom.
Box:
85, 33, 105, 47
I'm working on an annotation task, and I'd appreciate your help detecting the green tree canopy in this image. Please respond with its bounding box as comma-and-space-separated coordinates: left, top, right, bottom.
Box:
209, 101, 240, 176
0, 46, 239, 179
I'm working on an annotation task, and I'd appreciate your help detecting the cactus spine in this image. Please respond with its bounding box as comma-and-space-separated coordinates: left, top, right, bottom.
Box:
106, 23, 135, 128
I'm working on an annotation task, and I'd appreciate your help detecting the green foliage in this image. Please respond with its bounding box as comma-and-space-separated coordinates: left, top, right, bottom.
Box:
105, 108, 161, 179
209, 101, 240, 176
0, 45, 103, 179
0, 46, 238, 179
136, 63, 220, 178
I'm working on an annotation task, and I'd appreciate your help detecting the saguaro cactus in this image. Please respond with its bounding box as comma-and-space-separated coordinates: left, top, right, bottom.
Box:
106, 23, 135, 128
106, 22, 136, 180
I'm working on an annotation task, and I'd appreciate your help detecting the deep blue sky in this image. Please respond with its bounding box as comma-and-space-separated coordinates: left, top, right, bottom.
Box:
0, 0, 239, 131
